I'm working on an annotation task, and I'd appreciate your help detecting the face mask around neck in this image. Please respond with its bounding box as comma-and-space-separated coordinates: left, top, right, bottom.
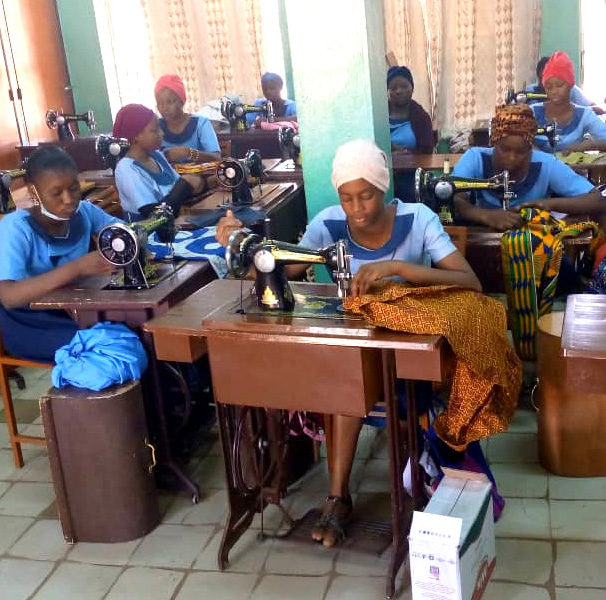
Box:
32, 185, 78, 222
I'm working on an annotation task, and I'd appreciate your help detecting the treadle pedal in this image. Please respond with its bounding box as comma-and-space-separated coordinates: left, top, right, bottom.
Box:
285, 509, 394, 555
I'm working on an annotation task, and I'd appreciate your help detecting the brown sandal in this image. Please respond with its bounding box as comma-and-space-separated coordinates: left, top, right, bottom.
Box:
311, 495, 353, 547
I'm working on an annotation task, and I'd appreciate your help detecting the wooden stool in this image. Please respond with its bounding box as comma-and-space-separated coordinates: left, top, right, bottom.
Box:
0, 331, 50, 467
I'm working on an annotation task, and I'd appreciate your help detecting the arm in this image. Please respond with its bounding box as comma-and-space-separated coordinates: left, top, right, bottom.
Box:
521, 188, 606, 215
350, 250, 481, 296
454, 194, 525, 231
410, 100, 434, 154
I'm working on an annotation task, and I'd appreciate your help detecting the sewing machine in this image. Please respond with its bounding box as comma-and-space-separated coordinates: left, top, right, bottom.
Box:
505, 88, 548, 104
415, 166, 515, 223
215, 149, 263, 205
225, 227, 352, 311
45, 109, 96, 141
536, 121, 558, 149
0, 168, 25, 213
278, 127, 301, 166
95, 134, 130, 173
97, 204, 177, 289
221, 97, 274, 131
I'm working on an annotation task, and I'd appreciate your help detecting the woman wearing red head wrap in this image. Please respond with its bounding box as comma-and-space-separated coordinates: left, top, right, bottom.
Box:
154, 74, 221, 164
113, 103, 205, 221
530, 52, 606, 152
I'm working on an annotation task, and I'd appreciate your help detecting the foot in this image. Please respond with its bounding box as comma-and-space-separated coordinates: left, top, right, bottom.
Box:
311, 495, 353, 547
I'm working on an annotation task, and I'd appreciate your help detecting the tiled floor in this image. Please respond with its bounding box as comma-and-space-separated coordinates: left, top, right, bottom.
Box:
1, 368, 605, 599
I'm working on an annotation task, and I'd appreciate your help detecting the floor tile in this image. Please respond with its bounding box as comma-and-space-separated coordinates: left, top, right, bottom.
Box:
495, 498, 551, 539
32, 562, 121, 600
551, 501, 606, 541
0, 515, 34, 554
68, 539, 141, 566
556, 588, 606, 600
282, 490, 331, 521
193, 455, 227, 489
358, 459, 391, 493
129, 524, 214, 569
193, 529, 270, 573
163, 488, 227, 526
483, 582, 550, 600
8, 519, 68, 561
250, 574, 329, 600
176, 572, 258, 600
487, 433, 538, 464
0, 480, 9, 497
0, 482, 55, 517
490, 463, 548, 498
0, 399, 41, 425
12, 376, 52, 402
493, 539, 552, 585
335, 546, 391, 577
555, 542, 606, 587
0, 428, 10, 449
0, 558, 54, 600
294, 458, 364, 494
0, 449, 43, 481
507, 409, 538, 434
105, 567, 184, 600
549, 475, 606, 500
326, 575, 411, 600
9, 453, 52, 483
264, 538, 334, 575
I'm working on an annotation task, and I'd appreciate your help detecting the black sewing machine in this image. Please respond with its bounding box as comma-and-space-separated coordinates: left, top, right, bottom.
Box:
278, 127, 301, 166
97, 204, 177, 289
0, 168, 25, 214
415, 167, 515, 223
536, 121, 558, 149
221, 97, 274, 131
505, 88, 548, 105
216, 149, 263, 205
45, 109, 96, 141
95, 134, 130, 173
225, 227, 352, 311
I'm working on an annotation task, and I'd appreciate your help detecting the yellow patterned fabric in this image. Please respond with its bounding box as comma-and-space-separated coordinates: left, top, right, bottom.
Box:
344, 282, 522, 450
501, 209, 601, 360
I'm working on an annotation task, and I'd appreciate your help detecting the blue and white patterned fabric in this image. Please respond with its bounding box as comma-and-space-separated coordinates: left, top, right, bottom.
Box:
146, 228, 228, 278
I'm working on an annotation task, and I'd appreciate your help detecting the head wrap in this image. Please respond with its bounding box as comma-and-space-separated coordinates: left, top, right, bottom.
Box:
387, 65, 414, 90
541, 51, 575, 88
490, 104, 537, 147
261, 72, 284, 88
154, 74, 186, 104
331, 139, 390, 193
112, 104, 155, 143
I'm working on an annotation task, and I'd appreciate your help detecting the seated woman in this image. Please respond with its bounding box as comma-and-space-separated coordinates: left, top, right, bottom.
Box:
246, 72, 297, 127
0, 146, 120, 362
155, 74, 221, 164
217, 139, 481, 547
453, 104, 604, 231
530, 52, 606, 153
113, 103, 206, 221
387, 66, 433, 154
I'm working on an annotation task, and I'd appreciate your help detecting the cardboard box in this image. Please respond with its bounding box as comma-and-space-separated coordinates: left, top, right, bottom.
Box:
408, 468, 496, 600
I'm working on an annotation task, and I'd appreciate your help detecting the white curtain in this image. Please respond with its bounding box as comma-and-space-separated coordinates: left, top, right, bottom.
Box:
384, 0, 542, 135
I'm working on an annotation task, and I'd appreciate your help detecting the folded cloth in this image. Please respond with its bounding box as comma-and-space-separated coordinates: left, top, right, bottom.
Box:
147, 228, 228, 278
52, 322, 148, 391
185, 205, 266, 229
259, 120, 298, 131
555, 151, 606, 165
344, 281, 522, 450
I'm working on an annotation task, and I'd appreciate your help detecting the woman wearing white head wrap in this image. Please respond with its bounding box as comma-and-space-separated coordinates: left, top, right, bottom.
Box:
216, 140, 480, 546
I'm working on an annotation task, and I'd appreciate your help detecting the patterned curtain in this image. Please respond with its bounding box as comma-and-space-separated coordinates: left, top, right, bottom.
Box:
139, 0, 265, 111
383, 0, 542, 134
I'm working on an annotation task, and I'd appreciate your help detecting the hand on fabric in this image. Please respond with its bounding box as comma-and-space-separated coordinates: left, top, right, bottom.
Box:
519, 198, 557, 212
481, 209, 525, 232
75, 251, 117, 277
163, 146, 191, 163
350, 261, 402, 296
215, 209, 243, 247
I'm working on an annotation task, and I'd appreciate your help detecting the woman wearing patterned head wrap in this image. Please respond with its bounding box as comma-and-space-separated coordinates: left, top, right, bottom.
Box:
216, 139, 480, 547
453, 104, 605, 231
154, 74, 221, 164
530, 52, 606, 152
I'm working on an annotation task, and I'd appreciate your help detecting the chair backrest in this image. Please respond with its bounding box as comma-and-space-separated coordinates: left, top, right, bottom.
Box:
444, 225, 468, 256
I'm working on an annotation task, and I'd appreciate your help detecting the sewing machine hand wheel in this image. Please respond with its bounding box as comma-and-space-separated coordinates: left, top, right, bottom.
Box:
45, 109, 60, 129
216, 159, 246, 189
97, 223, 140, 267
225, 228, 258, 277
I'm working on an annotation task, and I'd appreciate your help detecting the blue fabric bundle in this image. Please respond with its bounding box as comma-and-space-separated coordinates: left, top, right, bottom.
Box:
52, 322, 148, 391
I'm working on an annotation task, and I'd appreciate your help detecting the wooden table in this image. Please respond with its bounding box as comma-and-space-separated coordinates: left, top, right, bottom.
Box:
178, 181, 307, 243
144, 280, 448, 599
31, 261, 215, 499
18, 137, 105, 172
215, 125, 282, 159
391, 152, 461, 172
263, 158, 304, 183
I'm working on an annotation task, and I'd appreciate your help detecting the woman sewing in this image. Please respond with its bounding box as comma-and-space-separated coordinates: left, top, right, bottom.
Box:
113, 103, 206, 221
155, 74, 221, 164
247, 72, 297, 128
530, 52, 606, 153
217, 139, 481, 547
453, 104, 604, 231
0, 147, 120, 362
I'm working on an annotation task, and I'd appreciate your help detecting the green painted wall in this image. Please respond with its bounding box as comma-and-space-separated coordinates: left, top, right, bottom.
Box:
540, 0, 581, 80
284, 0, 391, 220
55, 0, 113, 133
